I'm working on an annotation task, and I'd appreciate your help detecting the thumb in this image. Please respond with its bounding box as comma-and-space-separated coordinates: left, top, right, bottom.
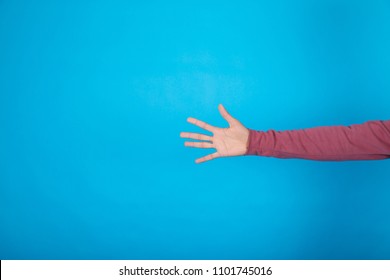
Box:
218, 104, 237, 126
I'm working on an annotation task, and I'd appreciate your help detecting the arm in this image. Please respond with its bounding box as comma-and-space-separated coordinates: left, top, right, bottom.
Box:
180, 104, 390, 163
246, 120, 390, 161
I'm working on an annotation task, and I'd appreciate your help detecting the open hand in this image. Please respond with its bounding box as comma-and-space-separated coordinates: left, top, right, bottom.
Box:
180, 104, 250, 163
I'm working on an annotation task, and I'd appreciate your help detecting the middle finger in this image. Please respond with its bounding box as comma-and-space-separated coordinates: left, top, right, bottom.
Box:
180, 132, 212, 142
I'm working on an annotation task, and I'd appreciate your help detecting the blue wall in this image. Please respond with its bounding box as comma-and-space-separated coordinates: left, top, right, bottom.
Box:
1, 0, 389, 259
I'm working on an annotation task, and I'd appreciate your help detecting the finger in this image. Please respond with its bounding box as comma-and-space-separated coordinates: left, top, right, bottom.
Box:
180, 132, 212, 142
187, 117, 216, 132
195, 152, 220, 163
218, 104, 237, 126
184, 141, 214, 149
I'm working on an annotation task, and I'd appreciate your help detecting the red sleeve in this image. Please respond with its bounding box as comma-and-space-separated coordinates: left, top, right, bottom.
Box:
245, 120, 390, 161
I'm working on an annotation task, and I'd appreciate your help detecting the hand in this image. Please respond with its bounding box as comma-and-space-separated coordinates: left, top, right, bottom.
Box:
180, 104, 250, 163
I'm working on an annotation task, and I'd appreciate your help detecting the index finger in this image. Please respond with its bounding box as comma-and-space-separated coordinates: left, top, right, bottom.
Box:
187, 117, 216, 132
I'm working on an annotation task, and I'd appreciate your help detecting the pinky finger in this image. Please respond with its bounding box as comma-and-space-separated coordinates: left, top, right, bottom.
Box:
195, 152, 220, 164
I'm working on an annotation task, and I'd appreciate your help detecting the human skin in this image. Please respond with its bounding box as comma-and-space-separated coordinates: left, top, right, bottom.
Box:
180, 104, 249, 163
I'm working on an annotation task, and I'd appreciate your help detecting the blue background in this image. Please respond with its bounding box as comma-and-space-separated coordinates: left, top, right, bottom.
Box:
1, 0, 389, 259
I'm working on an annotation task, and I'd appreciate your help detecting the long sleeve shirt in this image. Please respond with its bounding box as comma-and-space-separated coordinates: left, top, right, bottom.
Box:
245, 120, 390, 161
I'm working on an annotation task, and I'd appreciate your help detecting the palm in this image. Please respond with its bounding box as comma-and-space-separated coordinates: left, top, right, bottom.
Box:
212, 126, 248, 157
180, 104, 249, 163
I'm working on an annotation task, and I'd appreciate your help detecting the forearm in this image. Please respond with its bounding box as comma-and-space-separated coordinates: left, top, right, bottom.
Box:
245, 120, 390, 161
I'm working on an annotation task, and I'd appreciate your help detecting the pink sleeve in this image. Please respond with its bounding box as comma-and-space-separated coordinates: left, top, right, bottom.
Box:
245, 120, 390, 161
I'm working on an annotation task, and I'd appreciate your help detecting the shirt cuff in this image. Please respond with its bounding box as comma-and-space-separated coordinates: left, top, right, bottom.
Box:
245, 129, 263, 155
